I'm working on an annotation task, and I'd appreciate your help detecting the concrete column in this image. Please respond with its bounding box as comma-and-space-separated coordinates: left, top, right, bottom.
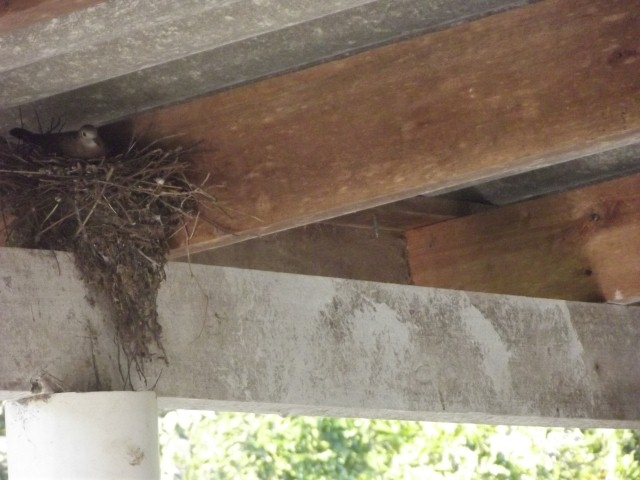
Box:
6, 391, 159, 479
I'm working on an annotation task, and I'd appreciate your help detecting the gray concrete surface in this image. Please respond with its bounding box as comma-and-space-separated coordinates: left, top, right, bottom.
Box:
0, 0, 530, 132
1, 247, 639, 427
449, 142, 640, 205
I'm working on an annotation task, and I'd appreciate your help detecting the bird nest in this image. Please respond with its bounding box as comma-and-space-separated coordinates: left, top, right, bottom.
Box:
0, 135, 213, 384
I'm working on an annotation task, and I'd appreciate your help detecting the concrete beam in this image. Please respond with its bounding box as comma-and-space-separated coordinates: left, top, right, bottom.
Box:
1, 247, 639, 427
0, 0, 529, 131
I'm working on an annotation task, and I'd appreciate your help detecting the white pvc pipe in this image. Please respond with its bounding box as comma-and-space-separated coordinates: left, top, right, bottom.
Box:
6, 391, 159, 479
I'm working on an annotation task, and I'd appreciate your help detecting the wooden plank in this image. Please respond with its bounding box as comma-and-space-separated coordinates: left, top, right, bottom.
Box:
406, 174, 640, 304
0, 0, 104, 33
324, 197, 492, 231
2, 247, 640, 427
120, 0, 640, 256
182, 224, 410, 284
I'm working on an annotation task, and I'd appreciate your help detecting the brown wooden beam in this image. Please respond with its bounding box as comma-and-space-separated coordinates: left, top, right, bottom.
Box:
406, 174, 640, 304
121, 0, 640, 256
182, 224, 410, 285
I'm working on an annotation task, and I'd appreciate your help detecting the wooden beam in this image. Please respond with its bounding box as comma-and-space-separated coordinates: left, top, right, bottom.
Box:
182, 224, 410, 284
120, 0, 640, 256
2, 247, 640, 427
0, 0, 104, 33
406, 174, 640, 304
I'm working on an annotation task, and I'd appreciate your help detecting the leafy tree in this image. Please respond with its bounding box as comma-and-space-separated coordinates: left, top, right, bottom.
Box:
158, 411, 640, 480
2, 403, 640, 479
0, 404, 6, 480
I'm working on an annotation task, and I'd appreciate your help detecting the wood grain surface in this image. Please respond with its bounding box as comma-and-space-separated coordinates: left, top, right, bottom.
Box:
406, 174, 640, 304
120, 0, 640, 255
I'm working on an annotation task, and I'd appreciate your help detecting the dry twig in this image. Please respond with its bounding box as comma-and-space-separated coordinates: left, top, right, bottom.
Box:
0, 135, 215, 380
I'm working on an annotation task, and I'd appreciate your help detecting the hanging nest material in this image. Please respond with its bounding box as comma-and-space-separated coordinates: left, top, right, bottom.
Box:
0, 134, 213, 381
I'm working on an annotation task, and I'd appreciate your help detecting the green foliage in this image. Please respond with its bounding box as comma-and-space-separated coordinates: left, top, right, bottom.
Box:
160, 412, 418, 479
159, 411, 640, 480
1, 402, 639, 480
0, 404, 6, 480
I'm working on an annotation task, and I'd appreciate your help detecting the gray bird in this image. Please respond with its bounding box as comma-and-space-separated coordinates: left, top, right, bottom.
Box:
9, 124, 106, 159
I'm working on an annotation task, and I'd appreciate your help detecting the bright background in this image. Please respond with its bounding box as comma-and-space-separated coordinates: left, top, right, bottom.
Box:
1, 403, 639, 479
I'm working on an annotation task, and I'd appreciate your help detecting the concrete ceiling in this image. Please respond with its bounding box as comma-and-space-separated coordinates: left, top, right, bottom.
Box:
0, 0, 531, 131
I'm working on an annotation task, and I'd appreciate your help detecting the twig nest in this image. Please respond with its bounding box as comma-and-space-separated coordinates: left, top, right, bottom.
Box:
0, 135, 213, 383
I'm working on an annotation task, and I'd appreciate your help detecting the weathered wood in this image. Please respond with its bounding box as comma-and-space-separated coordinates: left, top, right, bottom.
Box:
406, 174, 640, 304
1, 247, 640, 427
0, 0, 103, 33
182, 224, 410, 284
122, 0, 640, 256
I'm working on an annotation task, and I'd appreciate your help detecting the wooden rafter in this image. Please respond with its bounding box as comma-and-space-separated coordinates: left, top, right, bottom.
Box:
406, 174, 640, 304
116, 0, 640, 256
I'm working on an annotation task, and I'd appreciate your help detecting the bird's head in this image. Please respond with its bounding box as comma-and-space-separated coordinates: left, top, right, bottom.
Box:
78, 125, 99, 140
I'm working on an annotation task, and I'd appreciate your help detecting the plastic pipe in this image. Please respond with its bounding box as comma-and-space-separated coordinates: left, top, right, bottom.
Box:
6, 391, 159, 479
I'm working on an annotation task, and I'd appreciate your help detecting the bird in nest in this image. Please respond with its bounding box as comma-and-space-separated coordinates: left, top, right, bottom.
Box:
9, 124, 106, 159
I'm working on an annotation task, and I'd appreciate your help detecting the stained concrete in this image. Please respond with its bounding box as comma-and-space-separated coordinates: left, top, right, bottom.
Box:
448, 142, 640, 205
2, 0, 380, 106
2, 247, 639, 427
0, 0, 531, 132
